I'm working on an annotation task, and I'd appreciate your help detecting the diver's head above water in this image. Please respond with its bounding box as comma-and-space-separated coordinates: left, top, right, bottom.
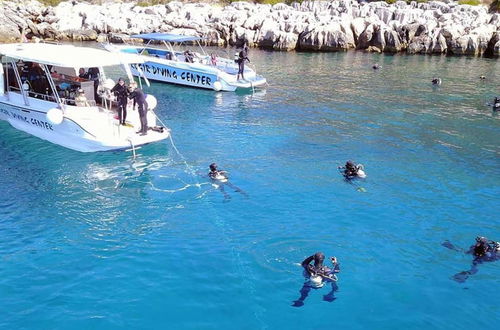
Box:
209, 163, 218, 172
313, 252, 325, 268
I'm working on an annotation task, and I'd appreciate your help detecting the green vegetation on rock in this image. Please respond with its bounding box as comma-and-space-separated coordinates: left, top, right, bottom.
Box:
458, 0, 480, 5
136, 0, 171, 6
37, 0, 64, 6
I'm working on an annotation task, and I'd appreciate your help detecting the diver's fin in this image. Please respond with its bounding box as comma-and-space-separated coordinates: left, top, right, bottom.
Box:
452, 271, 470, 283
442, 240, 463, 252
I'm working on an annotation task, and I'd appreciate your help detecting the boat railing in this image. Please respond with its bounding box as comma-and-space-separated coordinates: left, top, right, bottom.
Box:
8, 86, 100, 108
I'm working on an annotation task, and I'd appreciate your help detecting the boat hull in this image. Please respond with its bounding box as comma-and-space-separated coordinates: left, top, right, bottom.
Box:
0, 95, 170, 153
103, 44, 267, 92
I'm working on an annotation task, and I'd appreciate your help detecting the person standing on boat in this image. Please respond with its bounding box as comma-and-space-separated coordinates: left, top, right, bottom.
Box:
78, 68, 89, 79
236, 46, 250, 81
111, 78, 129, 126
128, 81, 148, 136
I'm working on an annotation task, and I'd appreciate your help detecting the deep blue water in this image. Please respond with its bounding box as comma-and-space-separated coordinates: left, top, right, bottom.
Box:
1, 49, 499, 329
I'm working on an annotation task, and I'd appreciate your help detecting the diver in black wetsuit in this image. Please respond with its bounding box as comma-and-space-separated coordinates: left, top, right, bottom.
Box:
128, 82, 148, 135
111, 78, 129, 125
208, 163, 247, 201
442, 236, 500, 282
338, 160, 366, 179
292, 252, 340, 307
431, 77, 442, 85
492, 96, 500, 111
236, 46, 250, 81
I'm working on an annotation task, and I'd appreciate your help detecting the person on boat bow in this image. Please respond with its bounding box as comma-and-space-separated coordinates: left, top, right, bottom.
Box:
111, 78, 129, 126
128, 81, 149, 136
236, 46, 250, 81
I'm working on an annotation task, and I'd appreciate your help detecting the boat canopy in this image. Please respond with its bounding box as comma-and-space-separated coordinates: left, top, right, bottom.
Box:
131, 33, 201, 43
0, 43, 144, 68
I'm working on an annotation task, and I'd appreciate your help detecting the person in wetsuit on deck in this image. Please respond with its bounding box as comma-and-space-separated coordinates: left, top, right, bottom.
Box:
236, 46, 250, 81
111, 78, 129, 125
128, 81, 148, 135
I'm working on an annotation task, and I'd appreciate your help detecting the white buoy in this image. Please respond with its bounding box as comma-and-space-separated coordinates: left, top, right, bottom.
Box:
145, 94, 157, 110
213, 81, 223, 91
46, 108, 64, 125
102, 78, 115, 90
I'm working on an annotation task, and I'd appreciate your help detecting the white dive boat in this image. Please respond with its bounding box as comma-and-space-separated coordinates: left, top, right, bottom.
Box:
0, 43, 170, 153
103, 33, 267, 92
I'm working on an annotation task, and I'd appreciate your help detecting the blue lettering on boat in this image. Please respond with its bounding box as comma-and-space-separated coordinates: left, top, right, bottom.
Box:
132, 63, 212, 86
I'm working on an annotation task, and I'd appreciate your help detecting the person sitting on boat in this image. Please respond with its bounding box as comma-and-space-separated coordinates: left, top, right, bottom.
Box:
78, 68, 89, 80
338, 160, 366, 179
236, 46, 250, 81
210, 53, 217, 66
292, 252, 340, 307
27, 62, 46, 97
128, 81, 149, 136
184, 50, 195, 63
208, 163, 228, 182
111, 78, 129, 126
74, 88, 90, 107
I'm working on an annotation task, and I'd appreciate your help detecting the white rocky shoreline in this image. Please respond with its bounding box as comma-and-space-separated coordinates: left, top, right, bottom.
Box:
1, 0, 499, 57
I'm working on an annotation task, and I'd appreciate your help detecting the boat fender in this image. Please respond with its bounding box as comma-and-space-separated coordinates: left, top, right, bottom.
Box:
46, 108, 64, 125
97, 78, 115, 98
102, 78, 115, 90
145, 94, 157, 110
213, 81, 222, 92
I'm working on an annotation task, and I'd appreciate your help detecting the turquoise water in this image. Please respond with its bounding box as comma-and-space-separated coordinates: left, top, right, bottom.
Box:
1, 50, 499, 329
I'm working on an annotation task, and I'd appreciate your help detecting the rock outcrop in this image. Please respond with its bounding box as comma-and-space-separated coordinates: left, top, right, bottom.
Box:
0, 0, 498, 57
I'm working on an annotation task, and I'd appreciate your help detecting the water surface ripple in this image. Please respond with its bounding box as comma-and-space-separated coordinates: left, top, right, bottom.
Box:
0, 50, 499, 329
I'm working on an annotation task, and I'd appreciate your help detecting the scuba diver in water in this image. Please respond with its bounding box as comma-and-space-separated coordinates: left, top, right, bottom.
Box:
492, 96, 500, 111
292, 252, 340, 307
208, 163, 248, 201
431, 77, 442, 86
442, 236, 500, 283
338, 160, 366, 179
